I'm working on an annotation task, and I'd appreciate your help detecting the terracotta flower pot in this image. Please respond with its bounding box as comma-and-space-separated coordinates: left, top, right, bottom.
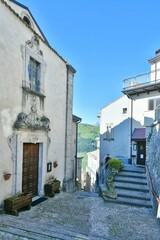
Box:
3, 173, 11, 181
53, 161, 58, 168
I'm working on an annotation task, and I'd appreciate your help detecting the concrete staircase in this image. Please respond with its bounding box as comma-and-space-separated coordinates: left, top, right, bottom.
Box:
100, 165, 152, 208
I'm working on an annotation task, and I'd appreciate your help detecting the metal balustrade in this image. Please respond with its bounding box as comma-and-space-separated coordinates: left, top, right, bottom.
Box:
123, 68, 160, 90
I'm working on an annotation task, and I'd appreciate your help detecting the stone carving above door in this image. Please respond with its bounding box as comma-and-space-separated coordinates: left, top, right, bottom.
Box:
14, 112, 50, 131
26, 35, 43, 56
14, 97, 50, 131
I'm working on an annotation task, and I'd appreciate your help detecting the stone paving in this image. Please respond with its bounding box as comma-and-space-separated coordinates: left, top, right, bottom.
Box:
0, 191, 160, 239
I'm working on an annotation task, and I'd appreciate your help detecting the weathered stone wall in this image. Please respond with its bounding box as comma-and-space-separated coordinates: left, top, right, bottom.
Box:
148, 123, 160, 212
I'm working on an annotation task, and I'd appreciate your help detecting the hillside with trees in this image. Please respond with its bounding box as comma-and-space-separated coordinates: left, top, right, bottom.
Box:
78, 123, 99, 153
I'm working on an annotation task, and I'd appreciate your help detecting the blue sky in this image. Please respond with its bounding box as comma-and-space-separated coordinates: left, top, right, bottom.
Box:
19, 0, 160, 124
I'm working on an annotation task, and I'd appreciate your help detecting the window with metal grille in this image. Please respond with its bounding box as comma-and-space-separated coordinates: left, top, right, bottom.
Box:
28, 58, 40, 92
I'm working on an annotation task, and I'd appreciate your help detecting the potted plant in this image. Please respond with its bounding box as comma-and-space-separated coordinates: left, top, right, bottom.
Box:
103, 172, 117, 199
4, 192, 32, 216
44, 177, 60, 197
108, 158, 123, 173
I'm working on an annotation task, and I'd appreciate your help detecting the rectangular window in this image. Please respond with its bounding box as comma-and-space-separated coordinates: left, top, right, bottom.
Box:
105, 124, 114, 140
122, 107, 127, 114
28, 58, 40, 92
22, 43, 45, 97
148, 98, 160, 111
148, 99, 154, 110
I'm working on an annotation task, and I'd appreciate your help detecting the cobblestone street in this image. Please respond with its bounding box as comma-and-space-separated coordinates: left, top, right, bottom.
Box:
0, 191, 160, 239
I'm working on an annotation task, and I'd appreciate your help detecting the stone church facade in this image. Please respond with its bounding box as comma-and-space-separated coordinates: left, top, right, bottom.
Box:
0, 0, 80, 205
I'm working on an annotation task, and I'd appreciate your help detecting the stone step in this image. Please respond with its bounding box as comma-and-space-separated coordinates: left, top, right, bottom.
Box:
0, 223, 89, 240
102, 195, 152, 208
122, 165, 146, 173
117, 171, 146, 179
101, 165, 152, 208
114, 176, 148, 185
100, 184, 152, 208
0, 216, 108, 240
116, 189, 151, 201
75, 191, 99, 198
114, 182, 150, 192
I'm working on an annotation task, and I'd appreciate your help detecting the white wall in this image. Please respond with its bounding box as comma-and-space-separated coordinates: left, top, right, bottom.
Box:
131, 93, 156, 127
0, 1, 75, 204
86, 151, 99, 192
5, 0, 44, 39
100, 90, 160, 166
100, 95, 131, 162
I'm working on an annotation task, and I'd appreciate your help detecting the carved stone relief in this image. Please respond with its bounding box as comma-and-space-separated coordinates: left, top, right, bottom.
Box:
26, 35, 43, 56
14, 96, 50, 131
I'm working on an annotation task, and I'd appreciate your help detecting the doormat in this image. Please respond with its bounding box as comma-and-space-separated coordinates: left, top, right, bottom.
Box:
32, 197, 48, 207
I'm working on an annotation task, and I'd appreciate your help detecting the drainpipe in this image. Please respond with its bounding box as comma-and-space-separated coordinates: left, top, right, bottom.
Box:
130, 98, 133, 164
15, 133, 18, 194
75, 117, 82, 186
124, 92, 133, 164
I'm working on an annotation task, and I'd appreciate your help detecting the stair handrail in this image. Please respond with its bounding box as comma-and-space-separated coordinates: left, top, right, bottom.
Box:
101, 162, 109, 184
146, 163, 160, 204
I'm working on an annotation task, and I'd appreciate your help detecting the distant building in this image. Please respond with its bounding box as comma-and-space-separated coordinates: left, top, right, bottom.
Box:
0, 0, 81, 205
85, 138, 100, 192
100, 49, 160, 168
85, 151, 98, 192
99, 48, 160, 211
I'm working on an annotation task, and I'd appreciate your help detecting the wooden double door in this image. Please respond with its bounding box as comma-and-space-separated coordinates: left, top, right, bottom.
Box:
22, 143, 39, 196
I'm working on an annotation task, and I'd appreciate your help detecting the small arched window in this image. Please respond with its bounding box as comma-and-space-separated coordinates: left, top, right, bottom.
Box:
23, 16, 31, 27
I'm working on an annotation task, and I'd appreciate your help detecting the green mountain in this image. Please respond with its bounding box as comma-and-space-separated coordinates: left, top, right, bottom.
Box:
78, 123, 100, 153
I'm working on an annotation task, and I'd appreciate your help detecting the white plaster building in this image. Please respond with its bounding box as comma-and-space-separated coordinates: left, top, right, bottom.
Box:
100, 49, 160, 170
0, 0, 81, 205
100, 95, 131, 164
85, 138, 100, 192
86, 151, 99, 192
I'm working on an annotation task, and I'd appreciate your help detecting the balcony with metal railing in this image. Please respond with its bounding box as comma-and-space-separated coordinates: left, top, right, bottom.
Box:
122, 68, 160, 97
